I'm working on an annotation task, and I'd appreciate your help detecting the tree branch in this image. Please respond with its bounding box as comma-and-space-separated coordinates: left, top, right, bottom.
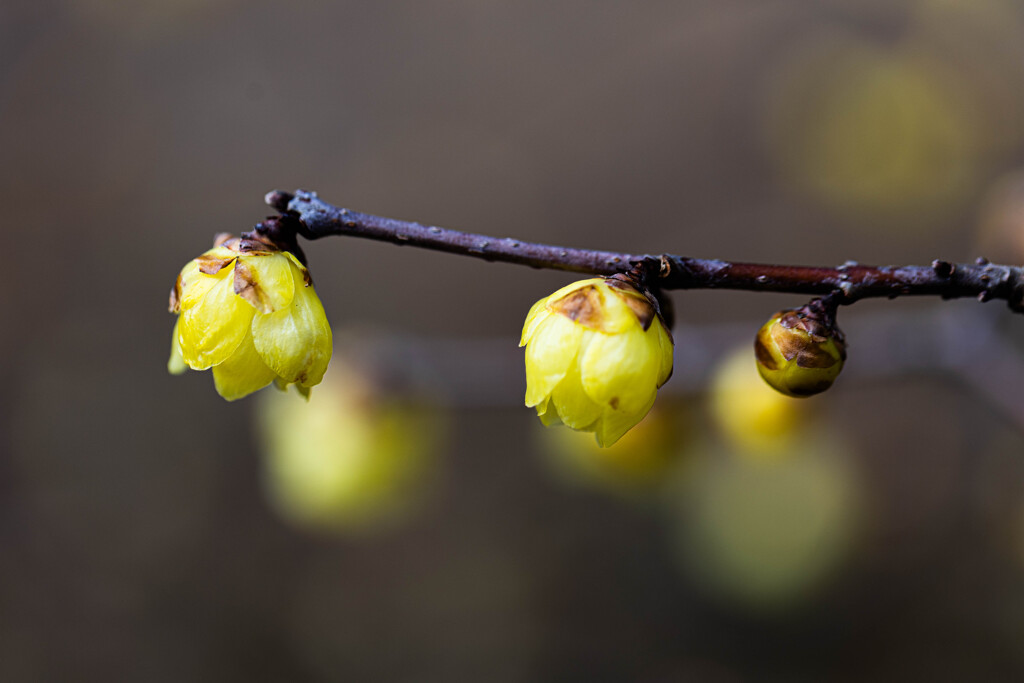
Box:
266, 189, 1024, 310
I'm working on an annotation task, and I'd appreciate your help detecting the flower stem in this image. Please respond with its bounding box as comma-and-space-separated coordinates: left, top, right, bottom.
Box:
266, 189, 1024, 310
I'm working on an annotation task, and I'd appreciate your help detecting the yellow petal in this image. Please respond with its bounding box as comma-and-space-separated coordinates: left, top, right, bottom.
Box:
251, 265, 332, 387
194, 246, 240, 274
169, 260, 202, 313
167, 318, 188, 375
653, 319, 674, 387
211, 331, 278, 401
234, 252, 296, 314
524, 314, 584, 407
544, 278, 606, 304
549, 360, 603, 429
593, 391, 657, 447
579, 326, 659, 415
178, 266, 255, 370
545, 280, 643, 334
179, 257, 232, 310
273, 376, 313, 400
519, 297, 552, 347
591, 285, 642, 334
536, 398, 563, 427
176, 260, 204, 308
282, 250, 308, 274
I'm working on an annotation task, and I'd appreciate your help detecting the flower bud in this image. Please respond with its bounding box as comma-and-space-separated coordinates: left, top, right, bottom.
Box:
168, 233, 332, 400
754, 306, 845, 398
520, 277, 674, 447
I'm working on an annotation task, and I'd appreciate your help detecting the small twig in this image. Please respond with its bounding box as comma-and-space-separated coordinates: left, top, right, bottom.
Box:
265, 189, 1024, 311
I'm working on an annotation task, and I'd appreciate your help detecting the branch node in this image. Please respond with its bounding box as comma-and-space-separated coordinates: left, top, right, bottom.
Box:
264, 190, 294, 213
658, 255, 671, 278
931, 259, 955, 278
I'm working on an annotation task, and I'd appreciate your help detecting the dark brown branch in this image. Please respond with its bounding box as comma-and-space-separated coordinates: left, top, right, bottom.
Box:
266, 189, 1024, 311
659, 257, 1024, 309
266, 189, 645, 276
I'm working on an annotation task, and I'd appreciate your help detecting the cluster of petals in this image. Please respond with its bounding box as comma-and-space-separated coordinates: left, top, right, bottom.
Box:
520, 278, 674, 446
168, 235, 332, 400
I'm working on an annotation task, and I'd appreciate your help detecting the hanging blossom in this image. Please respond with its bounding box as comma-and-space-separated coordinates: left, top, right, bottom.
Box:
168, 233, 332, 400
520, 277, 674, 446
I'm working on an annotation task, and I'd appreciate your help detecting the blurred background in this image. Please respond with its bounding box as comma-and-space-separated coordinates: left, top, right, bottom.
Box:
4, 0, 1024, 680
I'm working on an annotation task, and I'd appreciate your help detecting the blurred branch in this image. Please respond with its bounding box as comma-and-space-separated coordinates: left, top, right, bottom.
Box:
266, 189, 1024, 311
338, 308, 1024, 432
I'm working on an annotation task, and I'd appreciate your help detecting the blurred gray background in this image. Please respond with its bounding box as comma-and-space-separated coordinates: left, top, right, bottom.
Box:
4, 0, 1024, 680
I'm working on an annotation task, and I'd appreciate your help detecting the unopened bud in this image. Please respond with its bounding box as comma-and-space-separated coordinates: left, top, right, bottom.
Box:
754, 305, 846, 398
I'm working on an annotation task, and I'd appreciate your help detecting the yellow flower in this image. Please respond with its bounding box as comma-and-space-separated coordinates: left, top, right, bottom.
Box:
520, 278, 674, 447
168, 234, 332, 400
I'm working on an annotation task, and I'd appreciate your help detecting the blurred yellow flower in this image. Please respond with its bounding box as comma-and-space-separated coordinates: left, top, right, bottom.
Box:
710, 347, 803, 455
539, 401, 687, 496
520, 278, 673, 447
667, 435, 863, 609
168, 234, 332, 400
762, 33, 986, 233
259, 355, 441, 534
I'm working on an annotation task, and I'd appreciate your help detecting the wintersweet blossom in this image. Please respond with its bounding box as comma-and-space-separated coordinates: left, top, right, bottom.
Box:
168, 234, 331, 400
520, 277, 673, 446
